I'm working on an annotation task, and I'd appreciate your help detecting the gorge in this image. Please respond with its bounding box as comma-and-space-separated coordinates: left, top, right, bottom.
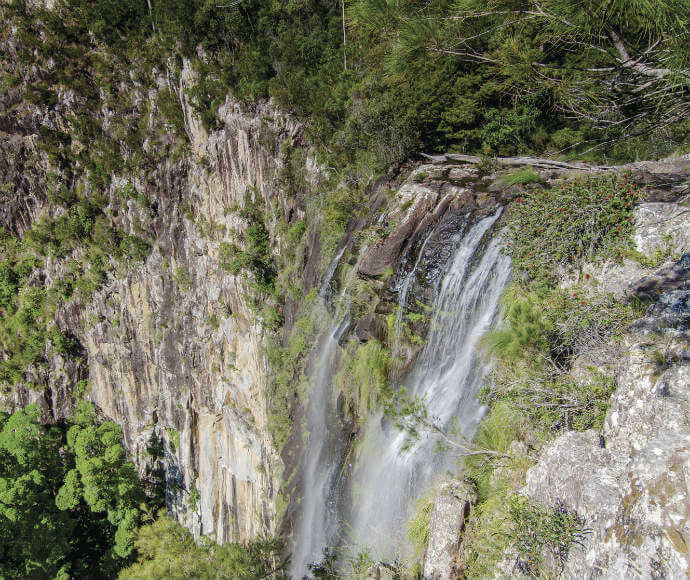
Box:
1, 1, 690, 579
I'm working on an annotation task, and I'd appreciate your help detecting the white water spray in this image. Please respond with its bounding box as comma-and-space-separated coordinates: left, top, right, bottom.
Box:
290, 312, 349, 579
291, 243, 359, 578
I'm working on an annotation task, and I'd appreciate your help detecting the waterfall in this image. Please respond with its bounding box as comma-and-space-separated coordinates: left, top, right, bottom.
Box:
319, 244, 347, 300
291, 244, 357, 579
347, 210, 511, 561
290, 313, 349, 579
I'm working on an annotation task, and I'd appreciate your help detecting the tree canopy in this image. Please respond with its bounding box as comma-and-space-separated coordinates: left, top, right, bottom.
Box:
0, 403, 146, 579
118, 513, 286, 580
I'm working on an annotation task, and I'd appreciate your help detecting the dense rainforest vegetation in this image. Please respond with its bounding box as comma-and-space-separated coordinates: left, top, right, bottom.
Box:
1, 0, 688, 577
0, 403, 145, 578
0, 403, 286, 578
5, 0, 690, 171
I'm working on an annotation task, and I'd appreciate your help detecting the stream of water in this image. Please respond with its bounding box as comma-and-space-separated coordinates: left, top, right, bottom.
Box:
292, 209, 510, 576
290, 312, 350, 579
347, 210, 511, 561
291, 245, 355, 578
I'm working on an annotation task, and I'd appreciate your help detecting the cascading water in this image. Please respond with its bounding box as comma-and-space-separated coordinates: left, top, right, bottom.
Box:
319, 244, 347, 300
291, 244, 358, 579
347, 210, 511, 560
290, 312, 349, 579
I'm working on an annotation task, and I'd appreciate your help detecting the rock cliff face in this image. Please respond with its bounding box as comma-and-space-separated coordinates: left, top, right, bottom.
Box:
0, 48, 311, 541
505, 200, 690, 579
80, 99, 310, 542
524, 257, 690, 579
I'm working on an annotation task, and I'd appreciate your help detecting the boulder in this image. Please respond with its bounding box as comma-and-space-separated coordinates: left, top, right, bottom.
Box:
423, 480, 476, 580
524, 335, 690, 579
357, 183, 444, 278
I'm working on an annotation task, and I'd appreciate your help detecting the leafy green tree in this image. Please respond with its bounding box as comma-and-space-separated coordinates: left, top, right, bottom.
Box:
0, 404, 150, 579
62, 402, 145, 558
0, 406, 73, 580
434, 0, 690, 147
119, 513, 286, 580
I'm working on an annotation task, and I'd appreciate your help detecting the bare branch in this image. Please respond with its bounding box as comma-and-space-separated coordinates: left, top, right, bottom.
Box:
608, 29, 674, 79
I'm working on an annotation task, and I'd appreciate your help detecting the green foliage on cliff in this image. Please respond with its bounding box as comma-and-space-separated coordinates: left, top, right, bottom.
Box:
461, 487, 588, 578
0, 230, 76, 387
265, 290, 322, 450
483, 177, 643, 432
10, 0, 685, 180
457, 177, 645, 575
219, 196, 276, 296
505, 176, 642, 282
507, 496, 588, 577
0, 403, 152, 579
335, 339, 391, 417
118, 513, 286, 580
407, 491, 435, 559
0, 213, 150, 387
481, 285, 630, 432
0, 0, 173, 386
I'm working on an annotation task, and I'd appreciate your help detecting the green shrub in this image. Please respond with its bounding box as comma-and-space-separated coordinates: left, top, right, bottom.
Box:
157, 87, 187, 139
335, 339, 391, 417
119, 235, 151, 263
484, 287, 552, 362
118, 513, 285, 579
483, 284, 633, 432
166, 427, 180, 453
172, 266, 192, 291
499, 167, 542, 186
482, 369, 617, 433
188, 486, 200, 511
463, 402, 522, 499
407, 491, 434, 558
506, 496, 587, 577
505, 175, 641, 282
219, 195, 276, 298
285, 219, 306, 246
